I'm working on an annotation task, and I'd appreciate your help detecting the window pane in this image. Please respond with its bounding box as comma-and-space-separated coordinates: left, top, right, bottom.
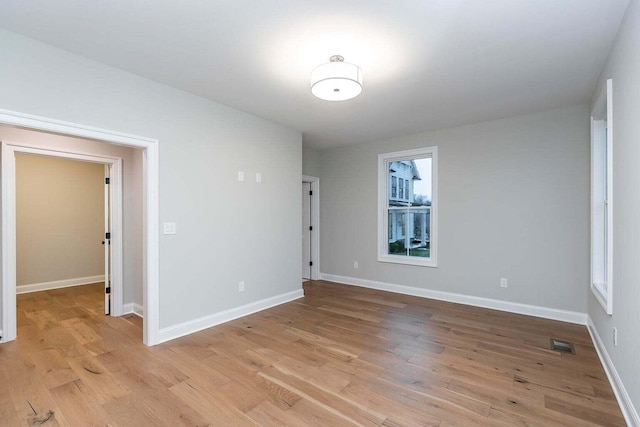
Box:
388, 158, 431, 208
387, 157, 432, 256
388, 211, 408, 256
412, 158, 431, 207
408, 208, 430, 258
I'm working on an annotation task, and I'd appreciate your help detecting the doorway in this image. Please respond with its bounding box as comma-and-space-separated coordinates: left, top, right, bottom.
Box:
15, 154, 112, 315
302, 175, 320, 281
5, 143, 123, 327
302, 182, 311, 280
0, 108, 160, 345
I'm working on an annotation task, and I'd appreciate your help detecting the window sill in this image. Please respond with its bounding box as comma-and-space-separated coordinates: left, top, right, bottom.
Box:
378, 255, 437, 268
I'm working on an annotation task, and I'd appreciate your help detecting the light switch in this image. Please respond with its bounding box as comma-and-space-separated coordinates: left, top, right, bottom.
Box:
163, 222, 176, 235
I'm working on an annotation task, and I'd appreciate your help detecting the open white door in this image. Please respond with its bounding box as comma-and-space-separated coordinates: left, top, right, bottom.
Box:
104, 164, 112, 315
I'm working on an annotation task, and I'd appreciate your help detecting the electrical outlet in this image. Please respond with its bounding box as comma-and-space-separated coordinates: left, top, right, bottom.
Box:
613, 327, 618, 346
237, 171, 244, 181
256, 172, 262, 183
238, 281, 245, 292
354, 261, 359, 269
500, 278, 508, 288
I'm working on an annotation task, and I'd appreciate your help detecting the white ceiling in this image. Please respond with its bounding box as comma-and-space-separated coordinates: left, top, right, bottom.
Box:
0, 1, 629, 149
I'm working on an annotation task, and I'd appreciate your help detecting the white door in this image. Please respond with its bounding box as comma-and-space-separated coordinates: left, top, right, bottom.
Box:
302, 182, 311, 279
104, 165, 112, 315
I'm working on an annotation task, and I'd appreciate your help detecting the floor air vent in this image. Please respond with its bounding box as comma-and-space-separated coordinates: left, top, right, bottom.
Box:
551, 338, 575, 354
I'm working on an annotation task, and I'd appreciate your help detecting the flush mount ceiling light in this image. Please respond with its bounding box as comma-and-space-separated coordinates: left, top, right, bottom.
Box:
311, 55, 363, 101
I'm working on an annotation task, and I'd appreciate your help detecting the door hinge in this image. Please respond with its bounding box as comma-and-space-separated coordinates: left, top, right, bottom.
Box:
309, 226, 313, 231
309, 261, 313, 266
105, 232, 111, 239
105, 177, 110, 184
105, 287, 111, 294
309, 190, 313, 196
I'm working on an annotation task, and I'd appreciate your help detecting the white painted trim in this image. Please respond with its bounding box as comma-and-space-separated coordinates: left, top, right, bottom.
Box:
587, 316, 639, 426
123, 303, 144, 318
134, 303, 144, 317
302, 175, 320, 280
320, 273, 587, 325
590, 78, 613, 315
157, 289, 304, 344
17, 275, 105, 294
378, 146, 438, 268
0, 108, 159, 346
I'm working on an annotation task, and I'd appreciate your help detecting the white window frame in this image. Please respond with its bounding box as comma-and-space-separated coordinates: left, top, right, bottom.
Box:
590, 79, 613, 315
378, 146, 438, 267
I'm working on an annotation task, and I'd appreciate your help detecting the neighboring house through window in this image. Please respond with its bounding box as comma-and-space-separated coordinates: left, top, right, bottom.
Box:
378, 147, 438, 267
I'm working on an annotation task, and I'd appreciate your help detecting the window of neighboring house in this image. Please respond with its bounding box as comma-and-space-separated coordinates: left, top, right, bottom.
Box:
379, 146, 438, 267
391, 176, 397, 198
591, 79, 613, 315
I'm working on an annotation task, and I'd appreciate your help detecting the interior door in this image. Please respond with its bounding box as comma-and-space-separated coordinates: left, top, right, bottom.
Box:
302, 182, 311, 279
103, 164, 112, 315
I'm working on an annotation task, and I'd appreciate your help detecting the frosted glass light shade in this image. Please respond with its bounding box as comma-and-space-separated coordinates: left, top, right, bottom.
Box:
311, 59, 363, 101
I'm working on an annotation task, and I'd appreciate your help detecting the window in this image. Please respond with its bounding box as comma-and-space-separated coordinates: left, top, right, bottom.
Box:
391, 176, 397, 198
591, 79, 613, 314
378, 146, 438, 267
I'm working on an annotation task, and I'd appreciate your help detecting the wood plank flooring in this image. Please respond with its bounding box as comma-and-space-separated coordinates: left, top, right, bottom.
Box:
0, 280, 625, 426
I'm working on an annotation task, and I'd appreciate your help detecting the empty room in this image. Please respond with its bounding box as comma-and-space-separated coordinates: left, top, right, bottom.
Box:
0, 1, 638, 426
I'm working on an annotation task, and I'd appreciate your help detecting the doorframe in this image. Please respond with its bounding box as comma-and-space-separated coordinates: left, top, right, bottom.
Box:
302, 175, 320, 280
0, 108, 160, 346
3, 143, 123, 318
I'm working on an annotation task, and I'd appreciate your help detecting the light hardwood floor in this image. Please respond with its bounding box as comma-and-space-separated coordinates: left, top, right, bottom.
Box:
0, 280, 625, 426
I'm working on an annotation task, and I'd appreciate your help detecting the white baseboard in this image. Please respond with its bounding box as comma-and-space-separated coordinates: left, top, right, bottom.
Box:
156, 289, 304, 344
123, 303, 144, 318
319, 273, 587, 325
16, 275, 105, 294
587, 316, 639, 426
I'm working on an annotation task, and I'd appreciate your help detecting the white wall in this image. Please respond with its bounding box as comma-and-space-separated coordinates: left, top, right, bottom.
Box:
0, 124, 143, 307
0, 29, 302, 330
302, 145, 321, 177
316, 104, 589, 313
16, 154, 104, 287
589, 0, 640, 417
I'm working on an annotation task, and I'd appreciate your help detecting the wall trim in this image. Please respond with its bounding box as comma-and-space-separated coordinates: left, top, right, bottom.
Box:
123, 303, 144, 318
587, 316, 639, 426
157, 289, 304, 344
17, 275, 105, 294
320, 273, 587, 325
